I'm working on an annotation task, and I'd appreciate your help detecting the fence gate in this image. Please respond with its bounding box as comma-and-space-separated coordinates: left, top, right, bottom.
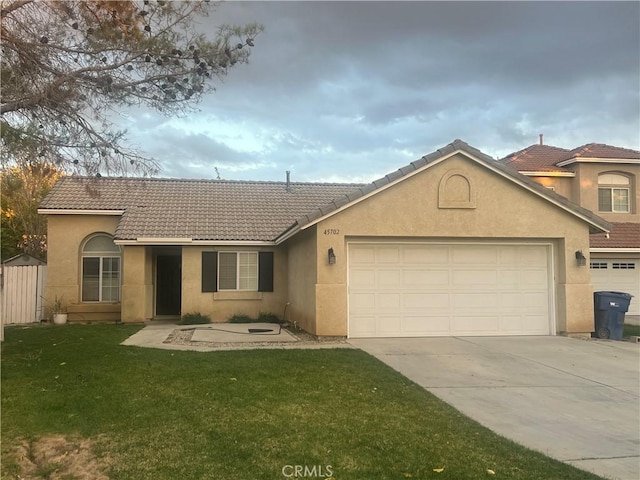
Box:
1, 265, 47, 325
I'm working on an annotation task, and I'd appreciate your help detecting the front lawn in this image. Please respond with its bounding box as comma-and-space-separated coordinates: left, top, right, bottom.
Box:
1, 324, 602, 479
623, 323, 640, 338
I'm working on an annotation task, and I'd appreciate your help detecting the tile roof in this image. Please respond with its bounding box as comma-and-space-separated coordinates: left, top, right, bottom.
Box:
590, 223, 640, 249
501, 144, 572, 173
566, 143, 640, 160
501, 143, 640, 173
40, 178, 364, 242
40, 139, 611, 243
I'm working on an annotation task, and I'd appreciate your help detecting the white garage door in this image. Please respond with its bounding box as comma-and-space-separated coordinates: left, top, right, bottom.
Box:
348, 243, 553, 338
590, 259, 639, 315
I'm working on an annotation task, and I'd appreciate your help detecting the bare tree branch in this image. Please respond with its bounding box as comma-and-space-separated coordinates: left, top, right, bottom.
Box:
0, 0, 263, 175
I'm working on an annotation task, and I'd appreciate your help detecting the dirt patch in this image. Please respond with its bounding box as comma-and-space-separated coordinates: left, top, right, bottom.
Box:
9, 435, 110, 479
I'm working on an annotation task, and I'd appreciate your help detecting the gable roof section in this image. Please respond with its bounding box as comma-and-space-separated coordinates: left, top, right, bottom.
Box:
501, 143, 640, 173
590, 223, 640, 251
277, 139, 610, 242
557, 143, 640, 166
501, 144, 572, 174
39, 177, 364, 243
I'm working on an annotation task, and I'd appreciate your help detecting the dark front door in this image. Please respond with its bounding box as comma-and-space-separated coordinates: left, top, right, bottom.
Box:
156, 255, 181, 316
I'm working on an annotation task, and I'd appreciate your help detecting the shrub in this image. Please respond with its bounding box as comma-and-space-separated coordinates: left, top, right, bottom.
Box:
227, 313, 255, 323
177, 312, 211, 325
257, 311, 282, 324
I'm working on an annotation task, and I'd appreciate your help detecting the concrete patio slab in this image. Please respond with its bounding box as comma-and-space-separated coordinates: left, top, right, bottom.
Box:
121, 322, 351, 351
190, 323, 298, 343
350, 336, 640, 480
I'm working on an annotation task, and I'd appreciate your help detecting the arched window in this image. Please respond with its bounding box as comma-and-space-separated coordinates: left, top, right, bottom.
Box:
598, 173, 630, 213
81, 234, 121, 302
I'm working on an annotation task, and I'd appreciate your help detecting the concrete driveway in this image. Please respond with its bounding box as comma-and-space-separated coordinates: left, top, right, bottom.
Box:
349, 336, 640, 480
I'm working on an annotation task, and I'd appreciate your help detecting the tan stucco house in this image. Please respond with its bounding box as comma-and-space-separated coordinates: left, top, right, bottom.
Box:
39, 139, 611, 337
502, 140, 639, 314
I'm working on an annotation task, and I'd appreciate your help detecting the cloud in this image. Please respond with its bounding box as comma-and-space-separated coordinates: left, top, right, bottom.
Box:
123, 1, 639, 182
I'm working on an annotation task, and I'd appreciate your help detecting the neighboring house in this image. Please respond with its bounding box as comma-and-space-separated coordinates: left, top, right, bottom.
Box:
39, 139, 610, 338
502, 140, 640, 315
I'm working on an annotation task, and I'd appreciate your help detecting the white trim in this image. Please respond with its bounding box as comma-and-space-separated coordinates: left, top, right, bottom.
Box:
520, 171, 576, 177
37, 209, 124, 215
556, 157, 640, 167
590, 248, 640, 253
137, 237, 192, 244
276, 148, 609, 243
114, 239, 275, 246
346, 239, 556, 338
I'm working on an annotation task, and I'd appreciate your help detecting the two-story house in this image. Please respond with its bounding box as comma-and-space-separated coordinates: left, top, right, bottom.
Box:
502, 139, 640, 314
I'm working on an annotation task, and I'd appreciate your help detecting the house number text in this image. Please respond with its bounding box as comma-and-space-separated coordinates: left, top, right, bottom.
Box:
323, 229, 340, 235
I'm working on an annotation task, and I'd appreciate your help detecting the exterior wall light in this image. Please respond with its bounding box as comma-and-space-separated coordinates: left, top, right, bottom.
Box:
328, 248, 336, 265
575, 250, 587, 267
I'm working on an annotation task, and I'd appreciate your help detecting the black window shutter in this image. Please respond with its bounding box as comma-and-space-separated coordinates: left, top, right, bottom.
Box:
202, 252, 218, 292
258, 252, 274, 292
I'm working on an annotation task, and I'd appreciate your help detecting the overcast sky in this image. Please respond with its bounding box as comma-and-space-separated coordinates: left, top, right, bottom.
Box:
123, 1, 640, 183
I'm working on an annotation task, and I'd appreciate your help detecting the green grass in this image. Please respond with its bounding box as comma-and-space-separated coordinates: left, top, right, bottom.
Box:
1, 324, 603, 480
623, 323, 640, 338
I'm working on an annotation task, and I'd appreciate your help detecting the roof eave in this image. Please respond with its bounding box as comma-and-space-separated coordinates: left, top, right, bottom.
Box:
38, 208, 125, 215
556, 157, 640, 167
519, 171, 576, 177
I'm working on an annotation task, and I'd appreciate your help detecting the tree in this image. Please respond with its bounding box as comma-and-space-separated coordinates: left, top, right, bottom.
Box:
0, 0, 262, 175
1, 160, 62, 260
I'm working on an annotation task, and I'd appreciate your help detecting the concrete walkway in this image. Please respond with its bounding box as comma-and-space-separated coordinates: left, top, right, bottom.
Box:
121, 322, 351, 351
350, 336, 640, 480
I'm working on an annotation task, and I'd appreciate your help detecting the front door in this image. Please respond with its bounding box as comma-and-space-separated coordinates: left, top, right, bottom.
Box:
156, 255, 181, 316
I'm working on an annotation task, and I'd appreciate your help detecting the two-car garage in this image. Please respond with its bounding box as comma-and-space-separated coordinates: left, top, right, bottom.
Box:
348, 242, 553, 338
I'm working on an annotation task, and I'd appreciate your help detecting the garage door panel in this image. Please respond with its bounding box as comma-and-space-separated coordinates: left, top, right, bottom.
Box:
377, 247, 400, 263
350, 269, 376, 286
452, 246, 498, 264
521, 270, 549, 286
403, 316, 450, 333
453, 270, 498, 286
453, 315, 500, 333
378, 269, 401, 286
403, 246, 449, 264
403, 269, 449, 286
378, 293, 401, 309
403, 292, 449, 309
349, 243, 553, 338
452, 292, 499, 309
349, 292, 376, 310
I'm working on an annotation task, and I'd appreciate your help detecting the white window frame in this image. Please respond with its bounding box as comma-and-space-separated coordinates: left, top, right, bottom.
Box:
217, 252, 259, 291
81, 234, 122, 302
598, 173, 631, 213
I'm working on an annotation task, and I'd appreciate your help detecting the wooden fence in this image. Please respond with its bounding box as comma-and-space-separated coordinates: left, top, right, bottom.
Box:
1, 265, 47, 325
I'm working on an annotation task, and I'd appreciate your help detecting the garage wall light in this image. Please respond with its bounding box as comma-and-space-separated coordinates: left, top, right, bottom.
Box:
575, 250, 586, 267
328, 248, 336, 265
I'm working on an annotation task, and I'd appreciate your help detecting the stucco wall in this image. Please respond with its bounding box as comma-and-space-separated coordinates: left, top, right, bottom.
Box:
44, 214, 120, 311
308, 153, 596, 336
572, 163, 639, 223
284, 227, 318, 333
528, 176, 574, 202
181, 246, 288, 322
121, 245, 153, 322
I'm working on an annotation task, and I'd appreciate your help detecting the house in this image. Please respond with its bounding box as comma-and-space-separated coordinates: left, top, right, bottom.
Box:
501, 140, 640, 315
39, 139, 611, 337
